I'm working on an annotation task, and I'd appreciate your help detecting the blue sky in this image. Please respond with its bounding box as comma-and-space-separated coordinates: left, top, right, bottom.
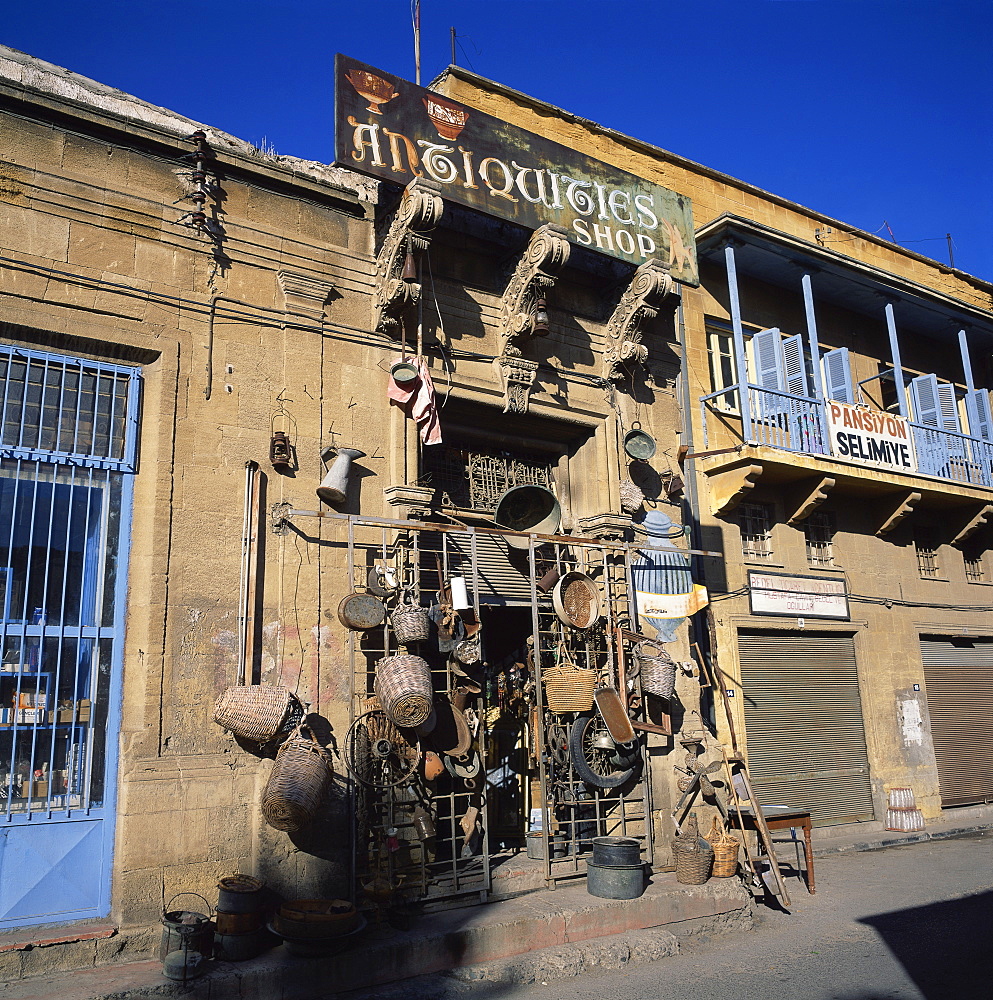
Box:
5, 1, 991, 280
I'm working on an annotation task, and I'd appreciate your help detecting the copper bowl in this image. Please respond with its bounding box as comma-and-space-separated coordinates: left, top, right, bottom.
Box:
345, 70, 399, 114
423, 95, 469, 141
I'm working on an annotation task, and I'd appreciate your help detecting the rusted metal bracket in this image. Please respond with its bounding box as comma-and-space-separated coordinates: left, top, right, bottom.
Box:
602, 258, 677, 384
373, 178, 445, 337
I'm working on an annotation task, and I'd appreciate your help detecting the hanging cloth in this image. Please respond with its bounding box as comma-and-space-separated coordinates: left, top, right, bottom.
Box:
388, 356, 443, 445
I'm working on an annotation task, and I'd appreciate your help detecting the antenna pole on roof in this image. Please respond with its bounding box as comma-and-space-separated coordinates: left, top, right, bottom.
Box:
947, 234, 955, 269
451, 26, 457, 66
414, 0, 422, 84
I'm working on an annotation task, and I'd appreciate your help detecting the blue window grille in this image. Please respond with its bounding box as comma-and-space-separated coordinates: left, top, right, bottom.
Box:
0, 345, 139, 928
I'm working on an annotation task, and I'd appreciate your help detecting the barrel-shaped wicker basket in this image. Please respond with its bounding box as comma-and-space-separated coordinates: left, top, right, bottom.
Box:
672, 836, 714, 885
390, 603, 431, 645
633, 641, 677, 700
260, 725, 333, 832
543, 662, 596, 714
704, 816, 741, 878
375, 654, 434, 728
213, 684, 302, 743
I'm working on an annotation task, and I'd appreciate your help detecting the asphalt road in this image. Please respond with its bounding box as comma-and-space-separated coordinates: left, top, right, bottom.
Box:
343, 831, 993, 1000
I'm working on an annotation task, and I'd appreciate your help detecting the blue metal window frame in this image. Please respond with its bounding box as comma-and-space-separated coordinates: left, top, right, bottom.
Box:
0, 346, 140, 473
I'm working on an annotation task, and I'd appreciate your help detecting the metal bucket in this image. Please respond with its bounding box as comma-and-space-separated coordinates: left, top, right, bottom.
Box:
217, 874, 264, 914
213, 929, 265, 962
591, 836, 641, 867
586, 860, 646, 899
159, 893, 213, 963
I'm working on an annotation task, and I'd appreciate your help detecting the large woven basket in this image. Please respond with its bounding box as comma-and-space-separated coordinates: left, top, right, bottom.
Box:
375, 654, 434, 728
672, 837, 714, 885
261, 725, 333, 832
390, 602, 431, 644
619, 478, 645, 514
213, 684, 302, 743
543, 661, 596, 714
633, 641, 677, 700
704, 816, 741, 878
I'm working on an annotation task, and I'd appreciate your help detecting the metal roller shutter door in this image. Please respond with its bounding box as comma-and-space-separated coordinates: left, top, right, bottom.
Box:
920, 637, 993, 807
738, 631, 875, 827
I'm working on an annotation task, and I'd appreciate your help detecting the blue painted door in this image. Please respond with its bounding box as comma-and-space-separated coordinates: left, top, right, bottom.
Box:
0, 347, 138, 928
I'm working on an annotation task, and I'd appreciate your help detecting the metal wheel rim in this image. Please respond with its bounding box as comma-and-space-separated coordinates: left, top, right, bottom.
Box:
344, 710, 420, 788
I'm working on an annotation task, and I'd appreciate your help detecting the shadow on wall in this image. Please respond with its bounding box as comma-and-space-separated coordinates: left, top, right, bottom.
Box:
858, 886, 993, 1000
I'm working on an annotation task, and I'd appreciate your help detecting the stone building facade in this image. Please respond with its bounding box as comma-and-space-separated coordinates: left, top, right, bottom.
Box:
0, 44, 990, 978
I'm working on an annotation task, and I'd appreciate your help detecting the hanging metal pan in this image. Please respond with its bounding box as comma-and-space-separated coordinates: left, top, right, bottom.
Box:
623, 423, 657, 461
337, 589, 386, 631
552, 571, 601, 629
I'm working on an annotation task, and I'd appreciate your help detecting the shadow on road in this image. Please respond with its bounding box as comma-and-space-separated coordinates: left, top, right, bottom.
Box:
858, 887, 993, 1000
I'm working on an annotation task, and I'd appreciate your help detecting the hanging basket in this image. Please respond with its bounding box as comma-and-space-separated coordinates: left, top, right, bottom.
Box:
672, 836, 714, 885
619, 478, 645, 514
633, 641, 677, 700
543, 657, 596, 714
213, 684, 302, 743
375, 654, 434, 728
390, 602, 431, 645
261, 725, 334, 832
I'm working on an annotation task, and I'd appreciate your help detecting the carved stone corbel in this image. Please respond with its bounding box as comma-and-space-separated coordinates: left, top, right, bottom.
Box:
951, 503, 993, 547
603, 259, 677, 384
374, 178, 444, 337
578, 512, 632, 541
499, 224, 571, 353
706, 460, 764, 515
493, 355, 540, 415
875, 491, 921, 536
785, 476, 836, 525
277, 271, 335, 318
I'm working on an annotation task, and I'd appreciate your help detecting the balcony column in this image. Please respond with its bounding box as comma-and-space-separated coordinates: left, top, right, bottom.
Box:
723, 243, 753, 440
801, 273, 824, 399
884, 303, 909, 418
958, 328, 976, 394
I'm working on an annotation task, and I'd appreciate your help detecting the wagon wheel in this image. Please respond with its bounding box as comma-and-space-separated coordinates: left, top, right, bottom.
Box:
569, 712, 641, 789
344, 709, 421, 788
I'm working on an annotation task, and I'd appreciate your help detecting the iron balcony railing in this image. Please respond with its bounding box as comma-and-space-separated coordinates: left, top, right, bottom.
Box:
700, 385, 993, 490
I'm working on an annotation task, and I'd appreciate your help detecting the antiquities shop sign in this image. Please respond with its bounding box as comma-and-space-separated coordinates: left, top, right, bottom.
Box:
334, 55, 698, 284
825, 400, 917, 474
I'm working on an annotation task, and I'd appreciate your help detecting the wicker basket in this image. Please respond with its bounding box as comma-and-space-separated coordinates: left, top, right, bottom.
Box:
704, 816, 741, 878
633, 641, 677, 700
390, 602, 431, 644
543, 660, 596, 714
619, 478, 645, 514
213, 684, 301, 743
672, 836, 714, 885
375, 654, 434, 728
261, 725, 333, 832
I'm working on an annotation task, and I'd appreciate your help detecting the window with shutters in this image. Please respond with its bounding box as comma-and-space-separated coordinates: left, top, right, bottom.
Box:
739, 502, 774, 561
914, 528, 941, 579
706, 324, 740, 412
804, 511, 836, 567
962, 543, 988, 583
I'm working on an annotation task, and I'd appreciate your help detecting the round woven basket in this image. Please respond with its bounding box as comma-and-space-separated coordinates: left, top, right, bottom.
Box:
213, 684, 301, 743
390, 603, 431, 644
375, 654, 434, 728
260, 725, 333, 832
543, 662, 596, 714
633, 641, 677, 700
672, 837, 714, 885
704, 816, 741, 877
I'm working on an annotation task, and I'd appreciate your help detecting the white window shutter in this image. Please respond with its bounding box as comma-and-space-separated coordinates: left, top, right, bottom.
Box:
751, 328, 785, 391
910, 374, 942, 427
822, 348, 854, 403
966, 389, 993, 441
935, 381, 961, 433
782, 334, 810, 397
